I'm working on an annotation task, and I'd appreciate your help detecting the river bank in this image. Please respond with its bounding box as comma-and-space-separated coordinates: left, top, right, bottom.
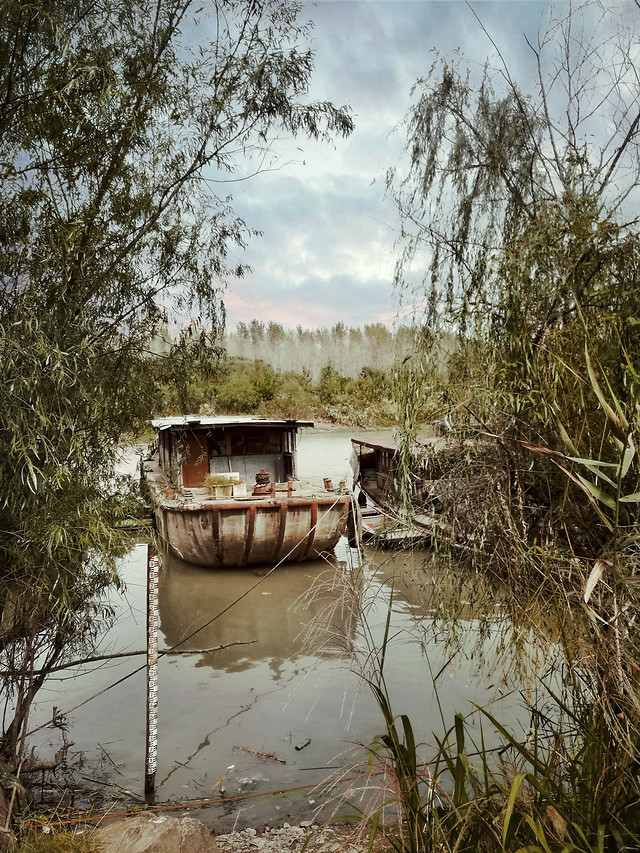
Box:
90, 814, 391, 853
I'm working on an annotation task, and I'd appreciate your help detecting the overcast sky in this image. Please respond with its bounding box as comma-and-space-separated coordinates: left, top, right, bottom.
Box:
221, 0, 551, 332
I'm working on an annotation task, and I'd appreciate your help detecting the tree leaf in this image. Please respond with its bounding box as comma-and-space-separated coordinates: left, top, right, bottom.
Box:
584, 559, 609, 603
619, 491, 640, 502
584, 344, 628, 435
503, 772, 527, 848
574, 474, 617, 510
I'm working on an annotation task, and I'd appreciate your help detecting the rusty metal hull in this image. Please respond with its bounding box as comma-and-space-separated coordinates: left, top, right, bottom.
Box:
154, 494, 350, 568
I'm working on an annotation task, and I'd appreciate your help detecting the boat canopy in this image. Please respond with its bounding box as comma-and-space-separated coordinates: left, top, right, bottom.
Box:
152, 415, 314, 431
351, 433, 397, 453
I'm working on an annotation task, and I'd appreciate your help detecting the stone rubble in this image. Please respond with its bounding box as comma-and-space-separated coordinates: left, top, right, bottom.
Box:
215, 822, 375, 853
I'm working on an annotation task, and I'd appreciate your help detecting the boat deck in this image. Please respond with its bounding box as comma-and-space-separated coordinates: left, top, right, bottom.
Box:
143, 454, 340, 507
157, 483, 343, 508
359, 481, 451, 546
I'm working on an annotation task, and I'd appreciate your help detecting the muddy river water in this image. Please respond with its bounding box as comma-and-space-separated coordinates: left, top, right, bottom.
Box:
27, 429, 533, 829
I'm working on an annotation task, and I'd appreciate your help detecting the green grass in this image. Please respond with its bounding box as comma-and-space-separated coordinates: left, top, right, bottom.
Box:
17, 831, 99, 853
352, 572, 640, 853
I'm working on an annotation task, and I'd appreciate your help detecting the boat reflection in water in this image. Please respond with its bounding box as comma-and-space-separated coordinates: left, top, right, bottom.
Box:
158, 548, 360, 675
363, 543, 559, 683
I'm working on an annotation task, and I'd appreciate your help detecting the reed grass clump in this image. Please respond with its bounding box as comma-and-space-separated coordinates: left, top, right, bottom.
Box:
357, 615, 640, 853
16, 831, 98, 852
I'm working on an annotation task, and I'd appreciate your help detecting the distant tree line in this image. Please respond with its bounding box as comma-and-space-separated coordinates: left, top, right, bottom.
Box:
225, 320, 416, 380
153, 320, 450, 425
156, 354, 398, 426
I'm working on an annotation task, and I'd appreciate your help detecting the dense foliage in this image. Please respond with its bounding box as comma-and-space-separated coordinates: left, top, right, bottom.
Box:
156, 353, 397, 426
380, 2, 640, 850
390, 0, 640, 601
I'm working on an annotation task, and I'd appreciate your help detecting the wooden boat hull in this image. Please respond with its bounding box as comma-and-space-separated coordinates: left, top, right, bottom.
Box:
154, 494, 350, 568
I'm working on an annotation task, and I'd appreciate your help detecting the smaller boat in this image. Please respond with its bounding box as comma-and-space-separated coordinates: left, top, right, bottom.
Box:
350, 433, 448, 547
143, 416, 351, 568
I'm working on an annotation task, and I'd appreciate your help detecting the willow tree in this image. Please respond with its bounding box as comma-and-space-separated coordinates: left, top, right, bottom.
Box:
0, 0, 352, 770
390, 2, 640, 333
384, 6, 640, 848
388, 0, 640, 542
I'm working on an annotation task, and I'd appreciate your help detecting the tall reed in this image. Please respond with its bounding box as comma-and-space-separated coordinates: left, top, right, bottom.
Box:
352, 333, 640, 852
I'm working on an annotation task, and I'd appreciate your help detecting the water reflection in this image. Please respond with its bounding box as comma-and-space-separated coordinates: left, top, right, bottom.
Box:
158, 549, 359, 674
365, 545, 501, 617
364, 543, 559, 686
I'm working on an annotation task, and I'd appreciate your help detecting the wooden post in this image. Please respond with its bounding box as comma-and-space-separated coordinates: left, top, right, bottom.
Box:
145, 550, 159, 796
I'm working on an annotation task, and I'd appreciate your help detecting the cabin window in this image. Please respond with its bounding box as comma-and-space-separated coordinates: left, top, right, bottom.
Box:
283, 431, 295, 454
262, 432, 282, 454
378, 450, 394, 474
209, 432, 227, 457
229, 430, 283, 455
230, 434, 246, 455
246, 434, 264, 454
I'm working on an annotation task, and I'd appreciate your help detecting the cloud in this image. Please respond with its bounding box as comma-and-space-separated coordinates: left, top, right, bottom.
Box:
221, 0, 551, 330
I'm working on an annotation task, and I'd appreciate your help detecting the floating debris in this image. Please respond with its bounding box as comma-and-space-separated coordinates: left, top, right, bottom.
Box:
238, 745, 286, 764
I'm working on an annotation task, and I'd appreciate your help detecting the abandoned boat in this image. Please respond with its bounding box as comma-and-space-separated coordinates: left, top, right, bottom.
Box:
350, 433, 447, 546
143, 416, 351, 568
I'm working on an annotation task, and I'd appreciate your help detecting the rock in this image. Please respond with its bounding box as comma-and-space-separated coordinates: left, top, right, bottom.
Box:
92, 813, 219, 853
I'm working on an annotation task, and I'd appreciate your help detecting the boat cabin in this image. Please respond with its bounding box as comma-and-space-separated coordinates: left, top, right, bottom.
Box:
152, 416, 313, 490
351, 434, 398, 496
351, 432, 443, 504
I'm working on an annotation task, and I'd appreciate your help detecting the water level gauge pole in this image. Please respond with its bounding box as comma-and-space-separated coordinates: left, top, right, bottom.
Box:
145, 549, 160, 796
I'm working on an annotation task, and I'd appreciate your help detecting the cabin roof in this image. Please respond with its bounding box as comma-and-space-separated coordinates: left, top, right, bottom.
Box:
151, 415, 314, 431
351, 432, 441, 453
351, 433, 397, 452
